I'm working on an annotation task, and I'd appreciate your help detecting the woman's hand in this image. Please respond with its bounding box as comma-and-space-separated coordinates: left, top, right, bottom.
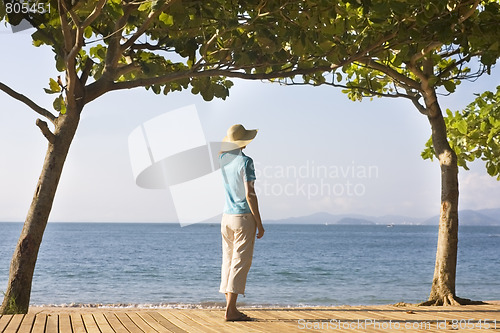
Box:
257, 225, 265, 239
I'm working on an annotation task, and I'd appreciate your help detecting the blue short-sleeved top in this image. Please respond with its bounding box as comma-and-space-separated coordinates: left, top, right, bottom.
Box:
220, 150, 256, 214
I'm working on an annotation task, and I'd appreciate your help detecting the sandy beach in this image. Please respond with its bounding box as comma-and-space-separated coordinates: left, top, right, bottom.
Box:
0, 301, 494, 332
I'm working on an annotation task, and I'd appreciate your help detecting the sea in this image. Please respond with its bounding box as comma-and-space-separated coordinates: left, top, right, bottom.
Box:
0, 223, 499, 308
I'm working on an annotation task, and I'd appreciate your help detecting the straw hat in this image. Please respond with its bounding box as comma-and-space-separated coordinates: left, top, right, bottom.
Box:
221, 124, 258, 151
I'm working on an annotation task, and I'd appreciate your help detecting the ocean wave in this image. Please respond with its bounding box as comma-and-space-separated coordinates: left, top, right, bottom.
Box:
30, 302, 326, 310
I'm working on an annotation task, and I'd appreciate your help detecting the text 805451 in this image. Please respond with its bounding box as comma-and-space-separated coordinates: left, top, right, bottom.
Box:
5, 1, 51, 14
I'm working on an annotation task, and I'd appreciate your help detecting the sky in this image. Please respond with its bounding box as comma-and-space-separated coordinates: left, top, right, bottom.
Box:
0, 24, 499, 223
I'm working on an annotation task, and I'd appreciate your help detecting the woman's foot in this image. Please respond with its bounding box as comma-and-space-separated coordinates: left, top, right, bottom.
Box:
225, 309, 252, 321
225, 313, 252, 321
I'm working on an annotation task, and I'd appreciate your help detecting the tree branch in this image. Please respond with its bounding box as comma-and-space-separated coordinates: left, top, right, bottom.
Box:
68, 0, 106, 61
0, 82, 56, 124
35, 119, 55, 144
115, 63, 141, 77
58, 0, 74, 55
81, 0, 107, 29
457, 0, 481, 25
437, 52, 480, 80
357, 59, 421, 90
409, 42, 442, 66
80, 57, 95, 85
406, 90, 428, 115
84, 64, 338, 104
103, 4, 137, 76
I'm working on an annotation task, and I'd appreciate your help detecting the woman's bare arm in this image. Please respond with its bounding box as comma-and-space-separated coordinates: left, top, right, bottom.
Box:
245, 181, 265, 239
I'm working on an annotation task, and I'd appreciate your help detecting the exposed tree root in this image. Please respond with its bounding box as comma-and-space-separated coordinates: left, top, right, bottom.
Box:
419, 294, 486, 306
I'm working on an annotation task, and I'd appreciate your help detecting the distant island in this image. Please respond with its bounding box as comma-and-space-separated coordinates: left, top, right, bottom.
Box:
267, 208, 500, 226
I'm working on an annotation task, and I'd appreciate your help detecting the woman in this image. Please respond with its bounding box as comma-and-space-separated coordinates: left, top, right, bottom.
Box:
219, 124, 265, 322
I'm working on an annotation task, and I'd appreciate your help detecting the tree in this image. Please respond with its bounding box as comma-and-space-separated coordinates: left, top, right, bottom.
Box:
422, 85, 500, 180
0, 0, 283, 314
0, 0, 400, 314
279, 0, 500, 305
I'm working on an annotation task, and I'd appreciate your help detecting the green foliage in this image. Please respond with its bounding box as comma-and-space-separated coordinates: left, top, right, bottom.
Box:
2, 0, 319, 111
2, 0, 500, 140
1, 291, 20, 315
44, 78, 61, 94
315, 1, 500, 102
422, 86, 500, 180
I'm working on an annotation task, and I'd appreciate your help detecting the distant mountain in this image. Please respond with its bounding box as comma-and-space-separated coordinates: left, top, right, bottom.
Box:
477, 208, 500, 221
267, 209, 500, 226
423, 209, 500, 226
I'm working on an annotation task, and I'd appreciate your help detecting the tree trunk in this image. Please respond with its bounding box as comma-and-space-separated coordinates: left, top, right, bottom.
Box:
420, 89, 475, 306
1, 111, 80, 314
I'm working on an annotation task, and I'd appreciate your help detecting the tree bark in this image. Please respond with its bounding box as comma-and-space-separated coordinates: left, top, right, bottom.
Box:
1, 110, 80, 314
420, 89, 475, 306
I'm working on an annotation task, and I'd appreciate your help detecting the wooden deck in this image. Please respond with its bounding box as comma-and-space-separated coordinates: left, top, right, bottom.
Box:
1, 303, 499, 332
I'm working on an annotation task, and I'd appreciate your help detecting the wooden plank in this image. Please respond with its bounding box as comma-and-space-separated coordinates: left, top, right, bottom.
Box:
248, 309, 299, 320
81, 313, 100, 333
198, 309, 274, 333
361, 308, 408, 333
127, 312, 161, 333
236, 320, 305, 333
187, 309, 297, 333
158, 310, 214, 333
70, 313, 87, 333
45, 314, 58, 333
292, 309, 332, 320
3, 314, 24, 333
8, 304, 500, 333
182, 310, 238, 333
93, 313, 116, 333
166, 310, 220, 333
317, 309, 371, 322
104, 312, 132, 333
59, 314, 72, 333
137, 312, 178, 333
16, 313, 36, 333
241, 310, 278, 321
0, 314, 13, 332
114, 312, 144, 333
147, 311, 188, 333
31, 314, 47, 333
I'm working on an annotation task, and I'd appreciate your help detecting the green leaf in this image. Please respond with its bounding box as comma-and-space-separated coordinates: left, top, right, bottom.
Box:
457, 119, 468, 135
49, 78, 61, 93
84, 26, 93, 39
55, 55, 66, 72
443, 80, 456, 93
486, 162, 496, 176
480, 121, 487, 131
52, 95, 66, 114
138, 2, 151, 11
159, 13, 174, 26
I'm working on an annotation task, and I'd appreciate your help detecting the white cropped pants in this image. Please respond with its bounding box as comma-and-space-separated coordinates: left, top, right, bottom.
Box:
219, 213, 256, 295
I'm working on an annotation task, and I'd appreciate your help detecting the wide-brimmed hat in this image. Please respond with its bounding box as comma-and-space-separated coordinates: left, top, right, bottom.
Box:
221, 124, 258, 151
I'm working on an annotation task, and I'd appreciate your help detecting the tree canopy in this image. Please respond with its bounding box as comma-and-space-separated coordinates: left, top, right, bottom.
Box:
282, 1, 500, 107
